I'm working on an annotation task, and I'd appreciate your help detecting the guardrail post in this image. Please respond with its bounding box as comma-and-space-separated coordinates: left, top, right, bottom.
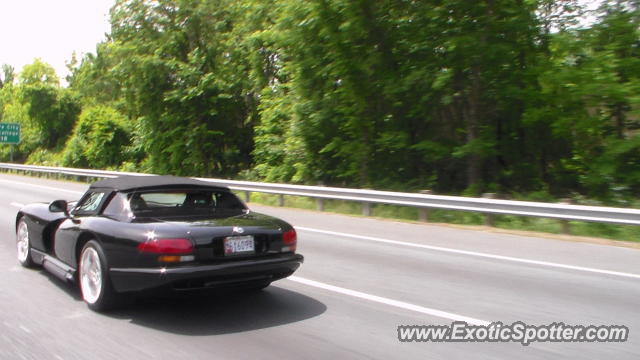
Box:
482, 193, 496, 227
418, 190, 432, 222
278, 194, 285, 207
559, 198, 573, 234
244, 191, 251, 203
316, 198, 325, 212
362, 202, 372, 216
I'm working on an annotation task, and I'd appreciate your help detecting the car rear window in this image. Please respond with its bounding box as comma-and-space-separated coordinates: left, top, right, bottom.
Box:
126, 189, 247, 218
140, 192, 188, 207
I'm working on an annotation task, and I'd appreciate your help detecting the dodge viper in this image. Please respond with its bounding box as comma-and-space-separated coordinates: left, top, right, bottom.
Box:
15, 175, 304, 311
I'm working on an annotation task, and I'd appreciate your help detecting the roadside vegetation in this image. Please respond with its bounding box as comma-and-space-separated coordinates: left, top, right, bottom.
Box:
0, 0, 639, 240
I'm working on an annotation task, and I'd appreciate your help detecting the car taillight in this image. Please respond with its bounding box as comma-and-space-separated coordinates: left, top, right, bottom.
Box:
282, 229, 297, 253
138, 238, 193, 254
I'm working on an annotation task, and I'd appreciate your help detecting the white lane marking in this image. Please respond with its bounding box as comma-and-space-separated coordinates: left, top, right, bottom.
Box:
289, 276, 490, 325
297, 227, 640, 280
18, 325, 31, 334
0, 179, 84, 195
10, 202, 24, 208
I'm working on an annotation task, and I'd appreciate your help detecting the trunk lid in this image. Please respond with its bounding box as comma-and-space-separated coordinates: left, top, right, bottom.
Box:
135, 211, 288, 261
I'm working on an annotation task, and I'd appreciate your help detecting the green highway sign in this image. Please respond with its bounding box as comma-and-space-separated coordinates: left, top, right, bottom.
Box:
0, 123, 21, 144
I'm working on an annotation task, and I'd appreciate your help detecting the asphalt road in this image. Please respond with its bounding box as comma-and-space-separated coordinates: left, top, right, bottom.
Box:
0, 173, 639, 359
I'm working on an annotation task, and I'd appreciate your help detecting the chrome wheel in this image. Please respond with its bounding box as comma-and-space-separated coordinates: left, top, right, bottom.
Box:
78, 241, 120, 311
80, 247, 102, 304
16, 220, 30, 264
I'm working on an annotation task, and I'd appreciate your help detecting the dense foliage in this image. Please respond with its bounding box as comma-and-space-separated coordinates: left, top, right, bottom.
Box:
0, 0, 638, 200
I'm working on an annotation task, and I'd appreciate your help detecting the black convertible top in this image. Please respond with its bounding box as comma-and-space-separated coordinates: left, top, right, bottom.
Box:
89, 175, 229, 192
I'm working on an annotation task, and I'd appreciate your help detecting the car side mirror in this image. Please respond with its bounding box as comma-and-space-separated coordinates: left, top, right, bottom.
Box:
49, 200, 69, 216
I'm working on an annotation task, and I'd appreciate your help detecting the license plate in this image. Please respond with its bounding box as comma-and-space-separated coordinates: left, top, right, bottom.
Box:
224, 235, 255, 255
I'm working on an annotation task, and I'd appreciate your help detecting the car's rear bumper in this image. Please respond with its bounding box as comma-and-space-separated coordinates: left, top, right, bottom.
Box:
109, 253, 304, 293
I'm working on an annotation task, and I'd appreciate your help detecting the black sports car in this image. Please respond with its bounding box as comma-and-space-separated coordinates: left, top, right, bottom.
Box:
15, 176, 304, 311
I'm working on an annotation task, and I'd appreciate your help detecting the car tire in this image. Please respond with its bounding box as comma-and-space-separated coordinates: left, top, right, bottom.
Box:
16, 218, 36, 268
79, 240, 120, 311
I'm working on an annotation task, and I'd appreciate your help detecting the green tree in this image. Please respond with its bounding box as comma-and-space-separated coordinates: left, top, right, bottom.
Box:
0, 64, 15, 89
19, 58, 59, 87
259, 0, 541, 193
525, 0, 640, 197
94, 0, 258, 177
14, 60, 80, 150
61, 105, 131, 169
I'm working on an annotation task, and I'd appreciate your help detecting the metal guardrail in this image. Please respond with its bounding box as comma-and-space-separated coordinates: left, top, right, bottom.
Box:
1, 162, 640, 227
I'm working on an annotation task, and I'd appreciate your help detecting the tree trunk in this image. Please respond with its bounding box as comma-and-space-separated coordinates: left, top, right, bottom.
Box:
465, 70, 482, 188
614, 103, 626, 139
